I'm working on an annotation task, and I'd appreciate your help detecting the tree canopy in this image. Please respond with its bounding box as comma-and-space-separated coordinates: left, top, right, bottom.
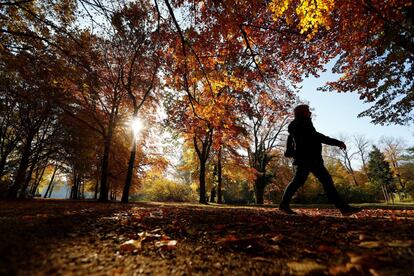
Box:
1, 0, 413, 203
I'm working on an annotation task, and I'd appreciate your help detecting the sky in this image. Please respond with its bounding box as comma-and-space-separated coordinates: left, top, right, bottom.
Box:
298, 71, 414, 148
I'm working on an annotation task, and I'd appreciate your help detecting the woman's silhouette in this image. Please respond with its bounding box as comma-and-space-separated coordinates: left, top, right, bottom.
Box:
280, 105, 362, 216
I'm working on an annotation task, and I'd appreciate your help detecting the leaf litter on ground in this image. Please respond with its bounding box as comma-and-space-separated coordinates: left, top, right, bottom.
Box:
1, 200, 414, 275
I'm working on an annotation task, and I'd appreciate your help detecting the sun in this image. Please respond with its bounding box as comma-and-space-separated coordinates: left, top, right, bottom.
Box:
130, 117, 144, 137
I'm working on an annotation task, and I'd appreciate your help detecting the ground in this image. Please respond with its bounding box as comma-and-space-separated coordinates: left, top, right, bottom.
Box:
0, 200, 413, 275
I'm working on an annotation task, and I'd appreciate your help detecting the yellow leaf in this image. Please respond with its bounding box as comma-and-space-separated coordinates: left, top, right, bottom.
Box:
287, 260, 326, 275
120, 239, 142, 253
358, 241, 382, 248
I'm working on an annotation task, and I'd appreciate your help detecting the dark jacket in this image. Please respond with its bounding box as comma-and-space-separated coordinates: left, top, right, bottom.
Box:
285, 118, 342, 165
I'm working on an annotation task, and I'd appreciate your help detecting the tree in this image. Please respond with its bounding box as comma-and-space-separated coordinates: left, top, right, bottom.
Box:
1, 0, 104, 200
3, 50, 64, 198
56, 27, 141, 202
106, 1, 163, 203
354, 134, 372, 180
120, 0, 360, 206
0, 0, 78, 53
8, 0, 412, 205
245, 90, 293, 204
0, 84, 20, 180
161, 0, 315, 203
381, 137, 409, 199
60, 110, 101, 200
367, 146, 395, 203
43, 163, 58, 198
265, 148, 294, 203
269, 0, 414, 124
212, 131, 250, 204
333, 135, 359, 186
399, 145, 414, 199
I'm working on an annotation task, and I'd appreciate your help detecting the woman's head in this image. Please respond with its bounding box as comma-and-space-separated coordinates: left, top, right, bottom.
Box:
294, 104, 312, 119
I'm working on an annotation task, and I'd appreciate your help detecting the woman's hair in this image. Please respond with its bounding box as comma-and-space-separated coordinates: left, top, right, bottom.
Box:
294, 104, 310, 118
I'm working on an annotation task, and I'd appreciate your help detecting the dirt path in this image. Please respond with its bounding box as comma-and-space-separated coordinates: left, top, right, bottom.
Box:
1, 200, 413, 275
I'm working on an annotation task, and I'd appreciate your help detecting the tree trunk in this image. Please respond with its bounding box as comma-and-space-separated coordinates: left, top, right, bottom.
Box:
381, 184, 389, 204
94, 177, 99, 200
199, 161, 207, 204
217, 147, 223, 204
70, 186, 75, 199
0, 141, 18, 178
194, 130, 213, 205
20, 159, 38, 198
390, 192, 395, 204
109, 182, 116, 201
44, 166, 57, 198
254, 175, 265, 204
344, 153, 358, 186
30, 163, 47, 196
394, 169, 405, 200
94, 158, 100, 200
71, 172, 79, 199
77, 178, 82, 199
7, 136, 33, 198
47, 181, 55, 198
99, 135, 111, 202
122, 132, 137, 203
0, 159, 6, 179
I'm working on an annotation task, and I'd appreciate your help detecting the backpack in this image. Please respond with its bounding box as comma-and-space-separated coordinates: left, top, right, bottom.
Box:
284, 134, 295, 158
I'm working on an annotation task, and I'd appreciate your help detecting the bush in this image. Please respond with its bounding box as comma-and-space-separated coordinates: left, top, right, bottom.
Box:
136, 177, 196, 202
292, 179, 382, 204
337, 183, 380, 203
223, 180, 254, 204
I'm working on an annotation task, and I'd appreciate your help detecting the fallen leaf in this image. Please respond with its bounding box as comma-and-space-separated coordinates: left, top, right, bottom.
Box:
252, 257, 273, 263
160, 235, 171, 241
329, 265, 349, 275
270, 245, 280, 251
287, 260, 326, 275
271, 234, 284, 242
111, 267, 124, 275
130, 211, 149, 224
329, 263, 361, 275
368, 268, 381, 276
138, 231, 161, 242
317, 244, 340, 254
120, 239, 141, 253
358, 234, 374, 241
36, 213, 48, 218
349, 254, 365, 264
358, 241, 382, 248
149, 210, 163, 218
215, 234, 238, 244
386, 240, 414, 248
213, 262, 221, 268
119, 218, 129, 226
155, 240, 177, 250
347, 252, 393, 269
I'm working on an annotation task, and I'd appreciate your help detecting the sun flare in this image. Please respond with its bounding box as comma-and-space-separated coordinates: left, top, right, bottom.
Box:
130, 117, 143, 136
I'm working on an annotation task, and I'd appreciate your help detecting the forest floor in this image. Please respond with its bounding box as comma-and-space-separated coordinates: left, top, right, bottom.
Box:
1, 200, 414, 275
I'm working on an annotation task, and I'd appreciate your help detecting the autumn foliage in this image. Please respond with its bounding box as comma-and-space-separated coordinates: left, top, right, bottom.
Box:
0, 0, 413, 203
